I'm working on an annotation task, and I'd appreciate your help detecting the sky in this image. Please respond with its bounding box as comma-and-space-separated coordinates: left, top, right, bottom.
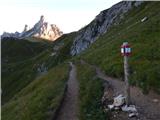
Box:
0, 0, 121, 35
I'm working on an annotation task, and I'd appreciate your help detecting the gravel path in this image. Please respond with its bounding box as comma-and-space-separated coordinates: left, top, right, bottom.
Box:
56, 62, 79, 120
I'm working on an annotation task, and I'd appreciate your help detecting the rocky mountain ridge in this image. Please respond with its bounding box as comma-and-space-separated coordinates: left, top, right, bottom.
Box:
70, 1, 143, 55
1, 15, 63, 41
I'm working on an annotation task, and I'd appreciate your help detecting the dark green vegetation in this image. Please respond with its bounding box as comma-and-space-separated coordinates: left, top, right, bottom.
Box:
1, 33, 76, 120
2, 33, 76, 104
78, 2, 160, 93
54, 32, 77, 63
2, 37, 53, 103
2, 64, 69, 120
76, 63, 107, 120
1, 37, 52, 63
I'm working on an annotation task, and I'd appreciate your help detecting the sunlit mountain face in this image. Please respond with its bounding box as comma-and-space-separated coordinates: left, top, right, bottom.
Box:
1, 15, 63, 41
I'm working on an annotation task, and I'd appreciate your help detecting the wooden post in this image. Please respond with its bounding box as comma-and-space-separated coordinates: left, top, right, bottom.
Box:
124, 55, 130, 105
121, 42, 131, 105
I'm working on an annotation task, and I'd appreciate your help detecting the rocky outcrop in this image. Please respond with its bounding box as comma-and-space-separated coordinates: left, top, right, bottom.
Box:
70, 1, 143, 55
1, 15, 63, 41
23, 25, 29, 32
1, 32, 20, 38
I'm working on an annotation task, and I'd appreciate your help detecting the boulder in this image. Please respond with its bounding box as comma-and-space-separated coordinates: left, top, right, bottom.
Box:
113, 94, 125, 107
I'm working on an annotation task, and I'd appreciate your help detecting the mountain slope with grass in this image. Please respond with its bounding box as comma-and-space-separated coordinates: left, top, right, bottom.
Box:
1, 32, 76, 120
2, 1, 160, 120
71, 1, 143, 55
74, 1, 160, 93
2, 64, 69, 120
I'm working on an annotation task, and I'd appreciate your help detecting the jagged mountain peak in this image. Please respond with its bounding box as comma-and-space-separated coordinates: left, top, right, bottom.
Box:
1, 15, 63, 41
23, 24, 29, 32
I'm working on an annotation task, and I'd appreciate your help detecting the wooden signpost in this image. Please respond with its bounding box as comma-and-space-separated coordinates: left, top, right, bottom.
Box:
121, 42, 131, 105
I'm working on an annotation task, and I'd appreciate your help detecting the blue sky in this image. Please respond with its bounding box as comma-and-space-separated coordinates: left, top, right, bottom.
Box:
0, 0, 120, 34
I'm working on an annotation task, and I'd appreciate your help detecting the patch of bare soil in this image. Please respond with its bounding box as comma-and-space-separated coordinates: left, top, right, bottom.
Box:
55, 62, 79, 120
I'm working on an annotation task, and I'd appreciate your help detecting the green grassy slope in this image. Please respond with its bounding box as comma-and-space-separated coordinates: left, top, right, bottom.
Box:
2, 32, 76, 120
2, 32, 76, 104
2, 64, 69, 120
1, 37, 53, 63
76, 63, 107, 120
2, 38, 52, 104
52, 32, 77, 63
77, 2, 160, 93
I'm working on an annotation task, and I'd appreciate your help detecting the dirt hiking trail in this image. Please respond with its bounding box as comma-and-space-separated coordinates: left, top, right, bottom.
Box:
81, 60, 160, 120
55, 62, 79, 120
